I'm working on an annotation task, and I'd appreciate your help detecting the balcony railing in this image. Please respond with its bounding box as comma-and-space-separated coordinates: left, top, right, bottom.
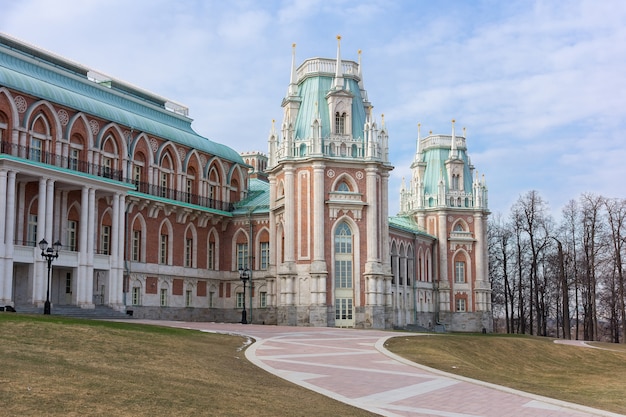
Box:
1, 140, 234, 212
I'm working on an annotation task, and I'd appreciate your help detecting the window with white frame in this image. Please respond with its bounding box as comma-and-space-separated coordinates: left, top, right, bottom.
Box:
29, 138, 42, 162
260, 241, 269, 270
208, 291, 215, 308
456, 297, 466, 312
101, 225, 111, 255
335, 112, 346, 135
160, 234, 168, 264
132, 286, 141, 306
69, 147, 80, 171
207, 241, 215, 270
67, 220, 77, 251
185, 238, 193, 267
132, 230, 141, 261
236, 292, 244, 309
237, 243, 248, 270
259, 291, 267, 308
185, 290, 192, 307
160, 288, 168, 307
28, 214, 37, 246
455, 261, 466, 283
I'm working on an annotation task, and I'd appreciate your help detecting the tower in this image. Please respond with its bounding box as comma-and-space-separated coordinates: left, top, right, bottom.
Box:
399, 121, 491, 332
267, 37, 394, 328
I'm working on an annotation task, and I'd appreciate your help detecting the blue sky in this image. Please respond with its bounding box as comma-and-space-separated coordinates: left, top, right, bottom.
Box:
2, 0, 625, 217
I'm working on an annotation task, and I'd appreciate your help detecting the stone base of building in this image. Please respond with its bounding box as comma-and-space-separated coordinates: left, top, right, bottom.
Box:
438, 311, 493, 333
356, 305, 392, 329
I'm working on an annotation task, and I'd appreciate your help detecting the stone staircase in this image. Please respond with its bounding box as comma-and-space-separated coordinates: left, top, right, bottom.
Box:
10, 304, 132, 320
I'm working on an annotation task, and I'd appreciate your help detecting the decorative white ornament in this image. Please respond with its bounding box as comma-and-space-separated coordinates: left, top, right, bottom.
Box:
15, 96, 27, 113
327, 169, 335, 178
150, 138, 159, 152
356, 171, 363, 180
57, 109, 69, 126
89, 119, 100, 135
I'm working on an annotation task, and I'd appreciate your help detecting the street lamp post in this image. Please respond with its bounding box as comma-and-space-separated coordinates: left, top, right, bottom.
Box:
238, 267, 250, 324
39, 238, 62, 315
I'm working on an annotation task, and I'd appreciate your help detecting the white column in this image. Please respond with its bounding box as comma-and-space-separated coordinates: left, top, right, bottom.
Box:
365, 167, 378, 262
0, 170, 7, 303
3, 171, 16, 305
84, 188, 96, 306
35, 178, 48, 303
312, 162, 325, 264
78, 186, 89, 305
283, 166, 295, 263
0, 170, 7, 246
45, 179, 54, 242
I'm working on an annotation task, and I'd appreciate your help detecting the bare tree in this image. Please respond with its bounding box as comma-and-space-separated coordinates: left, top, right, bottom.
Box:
514, 191, 552, 336
580, 193, 605, 341
605, 198, 626, 343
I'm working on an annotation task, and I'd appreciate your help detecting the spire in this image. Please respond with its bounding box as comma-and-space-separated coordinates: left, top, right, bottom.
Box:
287, 43, 298, 97
357, 49, 364, 89
449, 119, 458, 159
332, 35, 344, 90
416, 123, 421, 158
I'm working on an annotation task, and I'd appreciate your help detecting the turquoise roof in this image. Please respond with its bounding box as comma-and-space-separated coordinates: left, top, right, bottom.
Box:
294, 75, 366, 141
0, 37, 243, 164
422, 147, 472, 196
389, 215, 435, 239
232, 179, 270, 214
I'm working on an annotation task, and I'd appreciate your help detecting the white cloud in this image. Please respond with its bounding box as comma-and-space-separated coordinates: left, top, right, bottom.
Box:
2, 0, 625, 218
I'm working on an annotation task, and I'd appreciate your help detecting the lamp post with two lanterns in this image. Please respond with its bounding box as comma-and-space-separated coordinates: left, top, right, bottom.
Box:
238, 267, 250, 324
39, 238, 62, 315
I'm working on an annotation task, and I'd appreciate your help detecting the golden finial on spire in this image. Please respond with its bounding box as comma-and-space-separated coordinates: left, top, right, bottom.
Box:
358, 49, 362, 55
337, 34, 342, 41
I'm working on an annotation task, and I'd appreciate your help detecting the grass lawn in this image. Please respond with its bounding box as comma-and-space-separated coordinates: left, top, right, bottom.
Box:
0, 314, 375, 417
384, 333, 626, 415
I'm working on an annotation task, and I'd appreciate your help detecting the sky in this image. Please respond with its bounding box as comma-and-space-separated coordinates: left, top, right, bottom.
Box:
2, 0, 625, 218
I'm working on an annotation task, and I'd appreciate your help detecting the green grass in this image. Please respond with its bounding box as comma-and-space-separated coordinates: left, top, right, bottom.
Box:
0, 314, 375, 417
384, 333, 626, 415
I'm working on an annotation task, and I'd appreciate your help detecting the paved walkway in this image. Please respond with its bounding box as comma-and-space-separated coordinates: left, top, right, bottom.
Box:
130, 321, 624, 417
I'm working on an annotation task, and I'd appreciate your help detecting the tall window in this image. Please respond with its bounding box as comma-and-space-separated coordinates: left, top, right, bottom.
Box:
185, 290, 192, 307
133, 165, 142, 185
69, 148, 80, 171
132, 286, 141, 306
186, 179, 193, 203
335, 112, 346, 135
334, 222, 353, 289
455, 261, 466, 283
236, 292, 244, 309
160, 288, 168, 307
456, 298, 466, 312
160, 172, 169, 198
259, 292, 267, 308
237, 243, 248, 270
207, 241, 215, 270
160, 234, 168, 264
452, 174, 460, 190
67, 220, 77, 251
27, 214, 38, 246
101, 225, 111, 255
102, 156, 112, 178
260, 241, 269, 270
208, 291, 215, 308
132, 230, 141, 261
185, 238, 193, 267
30, 138, 42, 162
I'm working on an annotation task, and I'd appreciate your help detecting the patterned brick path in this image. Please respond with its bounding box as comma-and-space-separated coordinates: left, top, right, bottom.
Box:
130, 321, 623, 417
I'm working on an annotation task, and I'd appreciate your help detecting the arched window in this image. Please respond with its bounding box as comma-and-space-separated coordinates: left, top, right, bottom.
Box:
334, 221, 354, 326
335, 112, 346, 135
334, 222, 352, 289
337, 181, 350, 192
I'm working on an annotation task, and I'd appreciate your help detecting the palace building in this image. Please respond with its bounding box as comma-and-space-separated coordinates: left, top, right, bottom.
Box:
0, 33, 491, 331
